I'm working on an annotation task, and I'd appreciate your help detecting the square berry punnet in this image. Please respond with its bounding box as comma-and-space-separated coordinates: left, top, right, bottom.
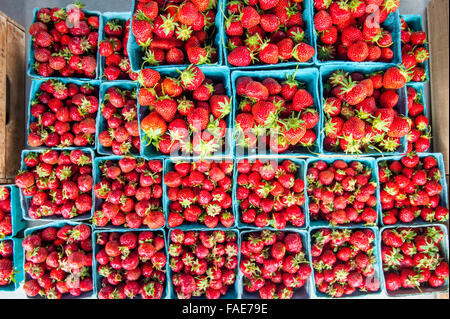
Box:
231, 68, 322, 157
380, 224, 449, 297
138, 65, 233, 159
92, 155, 165, 230
0, 185, 25, 240
309, 226, 383, 298
96, 81, 141, 156
23, 222, 94, 299
305, 157, 380, 228
376, 153, 449, 227
98, 12, 136, 81
167, 228, 239, 299
222, 0, 316, 69
234, 157, 308, 230
27, 7, 102, 80
164, 158, 236, 230
93, 229, 169, 299
0, 238, 24, 292
18, 148, 95, 222
319, 63, 409, 156
313, 5, 402, 66
26, 78, 101, 149
400, 14, 430, 83
239, 229, 313, 299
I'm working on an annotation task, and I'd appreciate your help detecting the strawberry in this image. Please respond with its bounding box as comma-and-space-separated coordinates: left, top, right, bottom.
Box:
227, 46, 253, 67
383, 67, 407, 90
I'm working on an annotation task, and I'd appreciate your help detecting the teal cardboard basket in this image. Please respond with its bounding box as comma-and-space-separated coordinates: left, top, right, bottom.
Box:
26, 78, 101, 149
231, 68, 322, 157
93, 155, 165, 230
221, 0, 316, 69
239, 229, 313, 299
309, 225, 384, 298
93, 228, 170, 299
127, 0, 224, 72
376, 153, 448, 227
314, 10, 401, 67
139, 65, 233, 159
27, 8, 102, 80
98, 12, 132, 81
379, 223, 449, 297
167, 228, 239, 299
19, 148, 95, 222
23, 221, 95, 299
233, 156, 309, 230
96, 81, 140, 156
319, 63, 408, 156
401, 14, 430, 83
163, 157, 236, 230
0, 185, 26, 240
305, 156, 381, 228
0, 238, 24, 292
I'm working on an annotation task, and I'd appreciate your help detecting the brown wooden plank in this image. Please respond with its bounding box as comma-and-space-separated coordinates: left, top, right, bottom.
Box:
427, 0, 450, 173
0, 10, 25, 183
0, 13, 8, 179
4, 16, 25, 179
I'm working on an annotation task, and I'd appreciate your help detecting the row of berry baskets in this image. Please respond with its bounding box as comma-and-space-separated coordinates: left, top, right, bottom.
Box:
28, 1, 429, 81
26, 64, 431, 158
2, 221, 448, 298
5, 151, 449, 296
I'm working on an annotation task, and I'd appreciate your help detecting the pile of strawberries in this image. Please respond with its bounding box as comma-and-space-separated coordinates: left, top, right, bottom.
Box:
225, 0, 315, 67
378, 153, 449, 225
99, 18, 138, 81
29, 3, 99, 78
93, 157, 165, 229
306, 159, 378, 226
131, 0, 219, 66
406, 86, 431, 152
96, 231, 167, 299
400, 17, 429, 82
98, 85, 141, 155
236, 159, 306, 229
234, 75, 319, 154
311, 228, 381, 297
22, 223, 93, 298
322, 67, 411, 154
382, 226, 449, 292
240, 230, 312, 299
165, 160, 234, 228
138, 67, 231, 158
28, 80, 99, 148
0, 240, 15, 287
0, 187, 12, 238
313, 0, 399, 63
169, 229, 238, 299
15, 149, 93, 220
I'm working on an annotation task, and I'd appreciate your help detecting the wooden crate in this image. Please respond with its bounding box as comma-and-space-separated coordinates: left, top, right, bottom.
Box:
0, 11, 25, 184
